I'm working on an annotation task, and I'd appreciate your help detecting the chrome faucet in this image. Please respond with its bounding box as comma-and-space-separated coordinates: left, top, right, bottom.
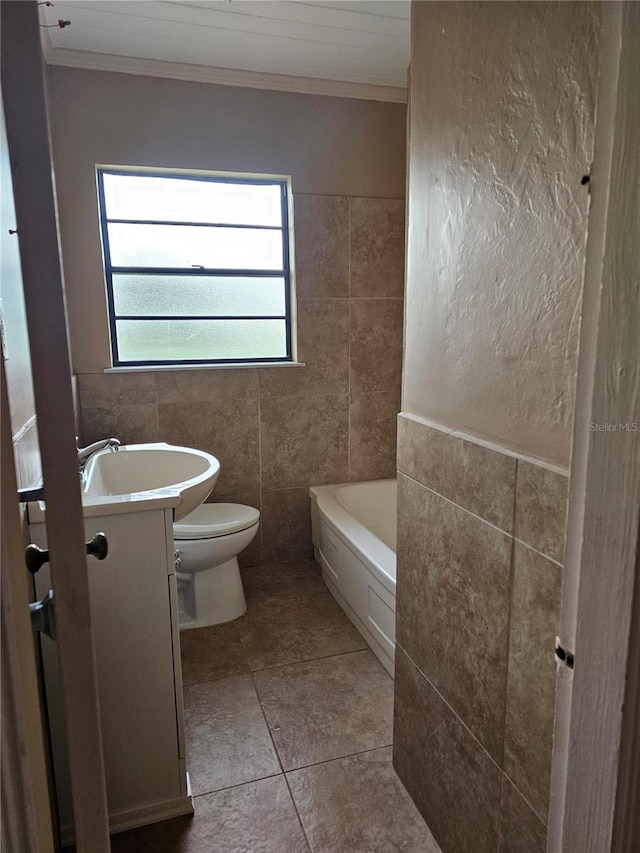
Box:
78, 437, 121, 472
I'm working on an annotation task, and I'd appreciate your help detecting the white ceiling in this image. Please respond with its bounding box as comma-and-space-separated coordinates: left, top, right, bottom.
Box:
41, 1, 410, 102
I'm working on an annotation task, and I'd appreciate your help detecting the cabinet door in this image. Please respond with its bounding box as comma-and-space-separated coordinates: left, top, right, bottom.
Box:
33, 510, 184, 837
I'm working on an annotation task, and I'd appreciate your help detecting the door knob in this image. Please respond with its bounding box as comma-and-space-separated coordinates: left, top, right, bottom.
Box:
25, 532, 109, 574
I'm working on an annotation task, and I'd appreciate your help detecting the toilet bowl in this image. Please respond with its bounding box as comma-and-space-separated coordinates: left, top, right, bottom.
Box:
173, 503, 259, 629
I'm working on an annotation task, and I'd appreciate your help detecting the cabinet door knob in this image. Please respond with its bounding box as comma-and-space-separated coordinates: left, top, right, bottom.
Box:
26, 532, 108, 573
25, 543, 49, 574
86, 532, 108, 560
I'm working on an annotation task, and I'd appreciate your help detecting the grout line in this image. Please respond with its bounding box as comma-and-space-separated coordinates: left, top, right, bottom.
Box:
501, 770, 550, 828
243, 586, 393, 849
257, 389, 264, 564
242, 557, 320, 571
496, 771, 506, 853
294, 193, 405, 203
247, 644, 369, 677
404, 639, 551, 828
347, 197, 352, 302
187, 617, 293, 812
182, 672, 249, 690
182, 579, 369, 689
243, 588, 336, 607
501, 460, 520, 768
513, 537, 564, 568
191, 771, 283, 801
398, 470, 562, 566
497, 467, 520, 850
190, 742, 401, 847
284, 743, 393, 777
255, 390, 350, 403
182, 569, 393, 848
282, 769, 314, 852
397, 643, 505, 778
183, 638, 370, 690
250, 669, 285, 775
348, 197, 352, 484
146, 371, 159, 440
398, 470, 515, 538
256, 294, 401, 301
260, 484, 322, 494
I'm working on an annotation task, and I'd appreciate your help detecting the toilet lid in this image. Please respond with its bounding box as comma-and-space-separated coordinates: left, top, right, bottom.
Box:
174, 503, 260, 539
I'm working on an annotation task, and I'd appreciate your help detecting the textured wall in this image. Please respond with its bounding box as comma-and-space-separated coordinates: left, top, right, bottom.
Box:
403, 1, 600, 467
46, 66, 406, 374
77, 194, 405, 565
394, 3, 601, 852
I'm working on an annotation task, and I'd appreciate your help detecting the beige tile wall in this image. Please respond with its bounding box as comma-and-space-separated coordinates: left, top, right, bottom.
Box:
77, 194, 405, 565
394, 415, 568, 853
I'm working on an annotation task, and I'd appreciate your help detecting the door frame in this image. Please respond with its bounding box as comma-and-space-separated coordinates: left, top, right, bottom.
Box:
548, 2, 640, 850
1, 2, 110, 850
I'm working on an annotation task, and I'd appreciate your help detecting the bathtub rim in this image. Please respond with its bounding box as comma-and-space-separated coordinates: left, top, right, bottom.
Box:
309, 479, 396, 596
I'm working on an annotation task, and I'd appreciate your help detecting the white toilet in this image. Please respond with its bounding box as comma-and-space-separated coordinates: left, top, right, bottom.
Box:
173, 503, 260, 628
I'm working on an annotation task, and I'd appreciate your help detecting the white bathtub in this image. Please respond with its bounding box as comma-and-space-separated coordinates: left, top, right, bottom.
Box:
309, 479, 396, 676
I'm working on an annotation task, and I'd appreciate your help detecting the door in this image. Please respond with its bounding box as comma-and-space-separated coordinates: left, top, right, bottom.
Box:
1, 2, 110, 850
547, 3, 640, 851
1, 359, 54, 852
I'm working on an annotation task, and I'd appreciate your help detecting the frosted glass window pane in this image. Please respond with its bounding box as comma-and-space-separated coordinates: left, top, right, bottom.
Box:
112, 275, 286, 317
116, 319, 287, 362
108, 223, 283, 270
102, 173, 283, 226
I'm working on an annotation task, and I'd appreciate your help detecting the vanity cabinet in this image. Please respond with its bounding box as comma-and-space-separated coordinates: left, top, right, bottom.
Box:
28, 504, 192, 845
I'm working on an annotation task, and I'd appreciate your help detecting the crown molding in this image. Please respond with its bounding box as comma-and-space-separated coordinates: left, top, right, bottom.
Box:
45, 48, 407, 104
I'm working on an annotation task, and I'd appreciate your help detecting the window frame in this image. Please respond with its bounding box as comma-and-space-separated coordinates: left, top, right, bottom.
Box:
96, 167, 295, 368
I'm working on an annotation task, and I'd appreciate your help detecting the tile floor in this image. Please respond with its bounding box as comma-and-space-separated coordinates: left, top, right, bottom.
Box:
111, 559, 441, 852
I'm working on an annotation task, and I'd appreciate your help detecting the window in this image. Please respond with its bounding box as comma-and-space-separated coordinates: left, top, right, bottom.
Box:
96, 168, 295, 366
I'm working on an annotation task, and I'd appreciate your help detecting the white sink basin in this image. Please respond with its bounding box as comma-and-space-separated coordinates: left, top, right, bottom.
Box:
82, 442, 220, 521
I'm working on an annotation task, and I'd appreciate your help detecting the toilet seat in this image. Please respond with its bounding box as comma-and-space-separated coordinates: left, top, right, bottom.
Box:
174, 503, 260, 540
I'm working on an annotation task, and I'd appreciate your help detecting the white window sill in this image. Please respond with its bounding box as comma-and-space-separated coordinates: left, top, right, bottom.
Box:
103, 362, 306, 374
